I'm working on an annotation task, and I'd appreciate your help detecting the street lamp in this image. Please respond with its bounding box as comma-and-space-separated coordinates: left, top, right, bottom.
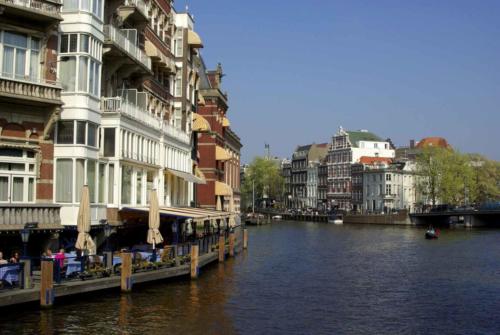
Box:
101, 220, 112, 252
20, 228, 31, 257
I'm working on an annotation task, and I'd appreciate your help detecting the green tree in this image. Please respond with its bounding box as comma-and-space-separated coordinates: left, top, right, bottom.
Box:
468, 155, 500, 203
241, 156, 284, 211
416, 147, 475, 206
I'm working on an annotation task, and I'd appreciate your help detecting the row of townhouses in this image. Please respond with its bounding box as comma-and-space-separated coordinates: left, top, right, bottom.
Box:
282, 127, 450, 213
0, 0, 241, 252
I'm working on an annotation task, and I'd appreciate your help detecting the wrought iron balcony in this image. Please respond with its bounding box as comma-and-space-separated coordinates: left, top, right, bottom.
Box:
103, 25, 152, 72
101, 96, 163, 131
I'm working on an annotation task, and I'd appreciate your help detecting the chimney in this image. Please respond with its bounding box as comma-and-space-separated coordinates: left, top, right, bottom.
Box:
410, 139, 415, 148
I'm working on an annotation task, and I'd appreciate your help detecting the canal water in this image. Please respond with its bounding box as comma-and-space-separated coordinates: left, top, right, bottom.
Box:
1, 222, 500, 334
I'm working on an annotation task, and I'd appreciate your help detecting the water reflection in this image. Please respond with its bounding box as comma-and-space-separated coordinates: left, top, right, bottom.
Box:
1, 223, 500, 334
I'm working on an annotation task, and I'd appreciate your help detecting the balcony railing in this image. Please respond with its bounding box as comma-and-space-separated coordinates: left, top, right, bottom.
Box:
163, 122, 190, 144
0, 75, 61, 104
102, 97, 162, 130
103, 25, 152, 71
0, 204, 61, 227
123, 0, 148, 18
0, 0, 62, 17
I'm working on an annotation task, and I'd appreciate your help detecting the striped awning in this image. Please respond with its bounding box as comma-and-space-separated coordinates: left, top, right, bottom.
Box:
215, 181, 233, 196
166, 169, 205, 184
222, 117, 230, 127
215, 145, 231, 161
122, 206, 230, 225
192, 113, 211, 132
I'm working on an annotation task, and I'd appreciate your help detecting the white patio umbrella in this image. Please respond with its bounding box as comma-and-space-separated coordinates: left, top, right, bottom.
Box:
75, 185, 96, 254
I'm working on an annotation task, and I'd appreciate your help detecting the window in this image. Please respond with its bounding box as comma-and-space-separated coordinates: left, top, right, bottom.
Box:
80, 35, 89, 52
386, 184, 392, 195
59, 56, 76, 91
1, 32, 41, 81
63, 0, 78, 10
108, 164, 114, 203
60, 34, 101, 96
136, 172, 142, 205
75, 159, 85, 202
57, 121, 97, 147
78, 56, 88, 91
56, 159, 73, 202
98, 163, 105, 203
386, 174, 391, 181
76, 121, 86, 144
87, 160, 96, 203
121, 166, 132, 204
62, 0, 102, 18
103, 128, 116, 157
88, 123, 97, 147
57, 121, 74, 144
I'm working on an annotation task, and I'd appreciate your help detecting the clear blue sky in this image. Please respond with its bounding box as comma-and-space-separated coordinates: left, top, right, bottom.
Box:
178, 0, 500, 162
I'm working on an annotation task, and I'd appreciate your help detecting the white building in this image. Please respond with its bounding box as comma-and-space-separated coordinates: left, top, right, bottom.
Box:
327, 127, 395, 211
306, 161, 319, 208
55, 1, 203, 226
363, 161, 417, 213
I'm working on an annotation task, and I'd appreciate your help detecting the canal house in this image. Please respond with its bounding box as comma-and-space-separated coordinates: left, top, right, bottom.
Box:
0, 0, 239, 256
0, 0, 64, 254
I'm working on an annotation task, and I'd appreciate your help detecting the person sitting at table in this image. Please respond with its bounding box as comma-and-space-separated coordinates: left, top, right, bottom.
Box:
55, 249, 65, 268
43, 249, 54, 260
0, 251, 8, 265
9, 252, 20, 263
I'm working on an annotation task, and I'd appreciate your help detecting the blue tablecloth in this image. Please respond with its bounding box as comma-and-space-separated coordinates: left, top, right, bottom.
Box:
137, 252, 153, 261
66, 259, 82, 275
0, 264, 19, 285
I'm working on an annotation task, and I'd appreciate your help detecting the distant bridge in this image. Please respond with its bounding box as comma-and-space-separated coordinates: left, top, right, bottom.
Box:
409, 210, 500, 227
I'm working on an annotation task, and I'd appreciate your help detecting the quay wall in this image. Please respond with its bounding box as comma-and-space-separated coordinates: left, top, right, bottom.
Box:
343, 213, 411, 225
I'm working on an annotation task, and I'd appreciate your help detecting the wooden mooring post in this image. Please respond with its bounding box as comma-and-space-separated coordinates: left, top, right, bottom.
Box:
218, 235, 225, 262
243, 229, 248, 249
40, 260, 54, 307
190, 244, 199, 279
229, 232, 235, 257
121, 252, 133, 292
22, 259, 32, 289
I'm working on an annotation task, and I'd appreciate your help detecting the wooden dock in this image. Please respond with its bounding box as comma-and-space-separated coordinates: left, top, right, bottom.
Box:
0, 234, 245, 309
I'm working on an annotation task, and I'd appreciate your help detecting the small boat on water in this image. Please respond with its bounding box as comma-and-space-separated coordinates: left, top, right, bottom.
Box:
272, 215, 282, 221
328, 213, 343, 225
425, 228, 440, 239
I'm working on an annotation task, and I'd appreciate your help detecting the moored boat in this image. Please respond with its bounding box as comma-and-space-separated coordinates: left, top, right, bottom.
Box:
328, 213, 343, 224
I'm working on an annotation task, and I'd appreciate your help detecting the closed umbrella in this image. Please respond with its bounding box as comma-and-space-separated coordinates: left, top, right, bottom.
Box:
75, 185, 96, 254
216, 196, 222, 211
147, 190, 163, 249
